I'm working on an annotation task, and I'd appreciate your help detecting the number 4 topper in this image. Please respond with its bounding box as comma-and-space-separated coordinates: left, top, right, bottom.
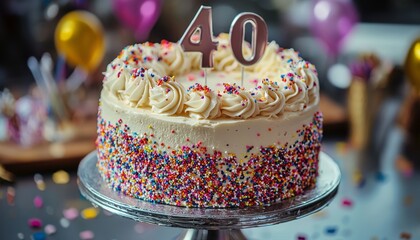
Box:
179, 5, 268, 86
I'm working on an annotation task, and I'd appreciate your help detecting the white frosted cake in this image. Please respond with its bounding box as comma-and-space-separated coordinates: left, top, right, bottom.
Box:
97, 34, 322, 208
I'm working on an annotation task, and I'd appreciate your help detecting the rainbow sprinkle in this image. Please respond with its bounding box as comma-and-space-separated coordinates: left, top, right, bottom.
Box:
96, 111, 323, 208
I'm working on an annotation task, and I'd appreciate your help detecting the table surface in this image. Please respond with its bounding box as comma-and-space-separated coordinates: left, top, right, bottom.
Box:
1, 118, 420, 240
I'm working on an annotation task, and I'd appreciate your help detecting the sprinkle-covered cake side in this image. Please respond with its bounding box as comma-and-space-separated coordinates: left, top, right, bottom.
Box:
96, 109, 322, 208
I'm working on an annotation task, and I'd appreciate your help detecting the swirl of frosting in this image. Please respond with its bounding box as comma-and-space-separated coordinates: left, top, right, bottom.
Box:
278, 73, 309, 112
150, 76, 186, 115
122, 68, 158, 107
296, 61, 319, 106
212, 34, 252, 72
221, 84, 260, 119
185, 84, 221, 119
104, 67, 130, 96
252, 82, 286, 117
160, 42, 191, 77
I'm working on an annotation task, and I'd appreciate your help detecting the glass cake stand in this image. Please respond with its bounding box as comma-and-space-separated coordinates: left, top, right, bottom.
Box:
77, 151, 340, 240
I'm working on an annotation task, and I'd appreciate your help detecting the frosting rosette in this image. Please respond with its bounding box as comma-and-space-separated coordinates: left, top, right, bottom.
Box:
279, 73, 309, 112
104, 67, 130, 96
160, 41, 192, 76
102, 33, 321, 120
221, 84, 260, 119
252, 80, 286, 117
185, 84, 221, 119
122, 68, 157, 107
150, 76, 186, 115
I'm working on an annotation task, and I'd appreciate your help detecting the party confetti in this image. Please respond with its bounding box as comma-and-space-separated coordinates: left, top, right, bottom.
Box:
33, 196, 43, 208
296, 234, 307, 240
63, 207, 79, 220
34, 173, 46, 191
352, 170, 365, 188
17, 233, 24, 239
341, 198, 353, 208
400, 232, 412, 239
7, 186, 15, 205
52, 170, 70, 184
28, 218, 43, 228
375, 172, 386, 182
36, 181, 46, 191
81, 207, 99, 219
79, 230, 95, 240
44, 224, 56, 235
396, 156, 414, 178
325, 226, 338, 235
60, 218, 70, 228
32, 232, 46, 240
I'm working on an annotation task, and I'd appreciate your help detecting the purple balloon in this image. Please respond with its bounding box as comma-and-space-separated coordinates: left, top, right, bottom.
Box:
310, 0, 358, 58
113, 0, 162, 41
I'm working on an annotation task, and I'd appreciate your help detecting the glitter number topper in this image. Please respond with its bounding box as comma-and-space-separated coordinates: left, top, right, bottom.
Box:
179, 5, 268, 69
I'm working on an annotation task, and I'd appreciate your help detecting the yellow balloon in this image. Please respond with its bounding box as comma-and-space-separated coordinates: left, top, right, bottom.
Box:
55, 11, 105, 72
405, 37, 420, 92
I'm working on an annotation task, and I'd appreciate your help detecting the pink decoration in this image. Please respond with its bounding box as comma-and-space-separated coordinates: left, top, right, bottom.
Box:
33, 196, 43, 208
63, 207, 79, 220
341, 198, 353, 207
113, 0, 162, 41
28, 218, 43, 228
44, 224, 57, 235
79, 230, 94, 240
310, 0, 358, 58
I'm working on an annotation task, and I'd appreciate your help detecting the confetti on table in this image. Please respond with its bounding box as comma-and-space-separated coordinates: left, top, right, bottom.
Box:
17, 232, 24, 239
81, 207, 99, 219
60, 218, 70, 228
34, 173, 46, 191
7, 186, 15, 205
32, 232, 46, 240
325, 226, 338, 235
44, 224, 56, 235
352, 170, 365, 188
375, 172, 387, 182
296, 234, 307, 240
396, 156, 414, 178
79, 230, 95, 240
36, 181, 46, 191
400, 232, 412, 239
63, 207, 79, 220
341, 198, 353, 208
52, 170, 70, 184
28, 218, 43, 228
33, 196, 43, 208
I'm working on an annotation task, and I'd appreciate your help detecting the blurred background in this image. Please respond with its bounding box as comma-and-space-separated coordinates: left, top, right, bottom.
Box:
0, 0, 419, 239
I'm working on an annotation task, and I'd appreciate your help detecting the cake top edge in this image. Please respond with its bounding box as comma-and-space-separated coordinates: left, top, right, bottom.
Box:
102, 33, 320, 120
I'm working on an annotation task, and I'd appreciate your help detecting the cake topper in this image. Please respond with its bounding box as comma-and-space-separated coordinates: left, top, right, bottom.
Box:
179, 6, 268, 87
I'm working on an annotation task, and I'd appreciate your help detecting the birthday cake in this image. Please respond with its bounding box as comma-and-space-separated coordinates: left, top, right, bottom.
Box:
96, 33, 322, 208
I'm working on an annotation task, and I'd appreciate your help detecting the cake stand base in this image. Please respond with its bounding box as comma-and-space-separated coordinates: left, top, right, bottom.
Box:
78, 151, 340, 240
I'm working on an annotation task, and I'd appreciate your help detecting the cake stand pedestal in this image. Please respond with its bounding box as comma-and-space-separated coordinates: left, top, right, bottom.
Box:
77, 152, 340, 240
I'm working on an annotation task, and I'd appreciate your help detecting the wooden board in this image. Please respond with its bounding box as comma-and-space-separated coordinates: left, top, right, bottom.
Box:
0, 119, 96, 175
